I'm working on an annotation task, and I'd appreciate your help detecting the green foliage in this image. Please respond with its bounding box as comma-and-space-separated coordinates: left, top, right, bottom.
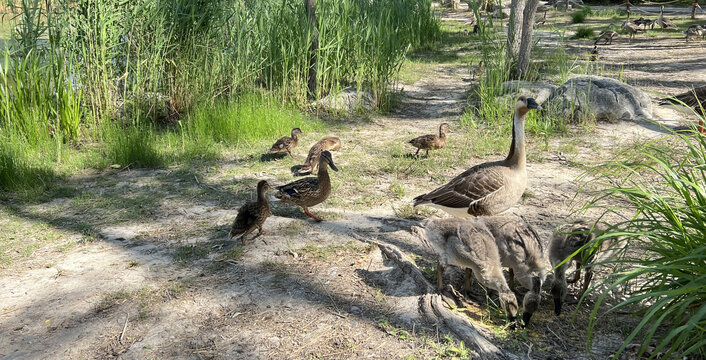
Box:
572, 27, 595, 39
572, 11, 587, 24
583, 126, 706, 359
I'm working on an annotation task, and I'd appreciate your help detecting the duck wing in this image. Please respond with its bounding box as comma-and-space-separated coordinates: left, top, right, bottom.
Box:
276, 177, 319, 200
230, 202, 258, 237
414, 162, 506, 210
269, 137, 293, 153
409, 134, 438, 148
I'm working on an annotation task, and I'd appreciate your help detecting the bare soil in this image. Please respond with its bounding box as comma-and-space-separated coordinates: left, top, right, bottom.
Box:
2, 7, 704, 360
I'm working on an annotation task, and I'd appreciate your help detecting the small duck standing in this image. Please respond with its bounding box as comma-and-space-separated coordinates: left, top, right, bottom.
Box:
229, 180, 271, 244
269, 128, 303, 157
408, 123, 451, 157
298, 136, 342, 175
275, 151, 339, 222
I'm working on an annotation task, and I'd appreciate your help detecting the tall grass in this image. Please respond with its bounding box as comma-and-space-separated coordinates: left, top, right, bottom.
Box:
581, 124, 706, 358
0, 0, 439, 191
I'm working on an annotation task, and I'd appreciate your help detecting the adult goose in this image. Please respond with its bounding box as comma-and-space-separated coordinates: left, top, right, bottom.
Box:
622, 10, 643, 41
413, 96, 541, 217
659, 85, 706, 133
657, 5, 678, 31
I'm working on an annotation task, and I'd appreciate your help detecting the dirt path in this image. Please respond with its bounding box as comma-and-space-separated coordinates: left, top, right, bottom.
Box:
1, 7, 701, 360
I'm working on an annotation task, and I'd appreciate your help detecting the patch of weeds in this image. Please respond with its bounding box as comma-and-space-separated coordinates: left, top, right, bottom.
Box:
128, 260, 140, 268
419, 265, 437, 284
571, 11, 586, 24
298, 241, 363, 259
389, 180, 406, 199
96, 290, 132, 313
374, 289, 386, 305
571, 27, 595, 39
393, 203, 437, 220
223, 246, 245, 262
173, 244, 209, 263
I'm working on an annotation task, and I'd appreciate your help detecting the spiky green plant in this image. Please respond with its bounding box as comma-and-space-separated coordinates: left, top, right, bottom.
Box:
581, 121, 706, 359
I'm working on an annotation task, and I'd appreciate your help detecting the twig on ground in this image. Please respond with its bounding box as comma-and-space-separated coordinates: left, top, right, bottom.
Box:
119, 313, 129, 344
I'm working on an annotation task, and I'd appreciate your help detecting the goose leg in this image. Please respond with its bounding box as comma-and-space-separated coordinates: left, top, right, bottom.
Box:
437, 263, 445, 292
509, 268, 515, 292
303, 207, 323, 222
464, 268, 473, 292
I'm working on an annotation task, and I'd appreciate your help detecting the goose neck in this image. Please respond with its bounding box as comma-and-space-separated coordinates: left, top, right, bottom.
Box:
504, 111, 526, 168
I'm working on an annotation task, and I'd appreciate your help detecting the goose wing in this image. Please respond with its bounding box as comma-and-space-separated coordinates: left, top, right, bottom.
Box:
414, 162, 506, 210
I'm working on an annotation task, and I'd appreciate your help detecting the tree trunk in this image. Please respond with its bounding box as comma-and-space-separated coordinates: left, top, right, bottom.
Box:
506, 0, 526, 65
305, 0, 318, 98
517, 0, 540, 76
692, 0, 699, 19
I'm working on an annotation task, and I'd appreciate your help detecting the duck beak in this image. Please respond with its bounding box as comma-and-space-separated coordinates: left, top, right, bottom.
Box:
554, 297, 562, 316
329, 162, 339, 172
527, 97, 542, 110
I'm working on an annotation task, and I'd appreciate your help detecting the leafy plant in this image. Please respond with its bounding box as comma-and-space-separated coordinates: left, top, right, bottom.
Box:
582, 124, 706, 359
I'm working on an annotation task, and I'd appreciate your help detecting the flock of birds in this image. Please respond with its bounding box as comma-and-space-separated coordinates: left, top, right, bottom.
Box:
223, 5, 706, 331
225, 96, 627, 328
590, 5, 706, 60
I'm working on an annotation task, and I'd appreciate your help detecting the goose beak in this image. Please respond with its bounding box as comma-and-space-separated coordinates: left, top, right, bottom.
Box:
527, 97, 542, 110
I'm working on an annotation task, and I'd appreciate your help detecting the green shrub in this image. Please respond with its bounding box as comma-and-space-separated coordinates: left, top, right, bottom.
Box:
572, 11, 587, 24
583, 125, 706, 359
571, 27, 595, 39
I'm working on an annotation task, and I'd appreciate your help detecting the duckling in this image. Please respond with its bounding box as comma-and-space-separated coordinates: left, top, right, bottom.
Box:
297, 136, 342, 175
274, 151, 338, 222
548, 222, 624, 316
471, 60, 484, 80
229, 180, 271, 244
408, 123, 451, 157
657, 5, 678, 31
411, 218, 520, 325
473, 24, 480, 34
659, 85, 706, 133
413, 96, 541, 218
269, 128, 303, 158
595, 30, 619, 45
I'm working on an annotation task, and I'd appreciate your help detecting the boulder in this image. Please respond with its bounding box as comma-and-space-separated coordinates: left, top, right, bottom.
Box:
314, 87, 376, 113
499, 81, 558, 105
546, 76, 653, 123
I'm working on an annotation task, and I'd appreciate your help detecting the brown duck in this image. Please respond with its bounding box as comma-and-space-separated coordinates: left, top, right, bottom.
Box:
269, 128, 303, 157
408, 123, 451, 157
275, 151, 338, 222
413, 96, 541, 217
229, 180, 271, 244
298, 136, 342, 175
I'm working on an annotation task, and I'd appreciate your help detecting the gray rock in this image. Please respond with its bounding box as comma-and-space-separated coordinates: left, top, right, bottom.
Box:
500, 80, 558, 105
547, 76, 653, 123
314, 87, 376, 113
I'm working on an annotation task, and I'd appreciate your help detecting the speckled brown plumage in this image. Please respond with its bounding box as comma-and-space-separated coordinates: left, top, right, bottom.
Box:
298, 136, 342, 175
229, 180, 271, 244
269, 128, 303, 157
408, 123, 450, 157
275, 151, 338, 222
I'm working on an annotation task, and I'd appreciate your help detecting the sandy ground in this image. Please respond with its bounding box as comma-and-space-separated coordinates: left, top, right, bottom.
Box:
1, 6, 704, 360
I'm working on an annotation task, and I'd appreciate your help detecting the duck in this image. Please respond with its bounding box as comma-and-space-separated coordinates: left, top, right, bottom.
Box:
274, 150, 338, 222
477, 216, 551, 327
622, 10, 643, 41
548, 221, 624, 316
659, 85, 706, 133
595, 30, 619, 45
408, 123, 451, 157
471, 60, 484, 80
268, 128, 303, 157
657, 5, 678, 31
297, 136, 342, 175
229, 180, 271, 244
413, 96, 540, 217
411, 218, 520, 326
